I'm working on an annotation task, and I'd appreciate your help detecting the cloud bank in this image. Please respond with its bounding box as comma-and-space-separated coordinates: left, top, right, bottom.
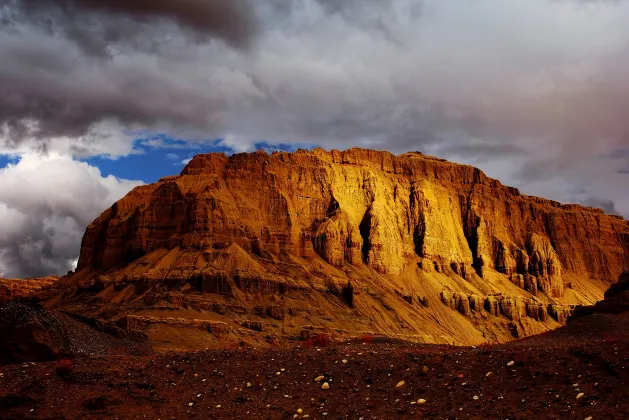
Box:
0, 153, 143, 278
0, 0, 628, 276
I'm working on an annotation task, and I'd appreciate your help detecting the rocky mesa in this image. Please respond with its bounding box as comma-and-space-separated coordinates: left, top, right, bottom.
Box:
41, 148, 629, 348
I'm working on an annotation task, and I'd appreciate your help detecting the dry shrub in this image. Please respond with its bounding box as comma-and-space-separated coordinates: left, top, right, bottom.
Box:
478, 342, 494, 354
304, 333, 330, 348
512, 349, 530, 365
55, 359, 73, 377
361, 334, 375, 344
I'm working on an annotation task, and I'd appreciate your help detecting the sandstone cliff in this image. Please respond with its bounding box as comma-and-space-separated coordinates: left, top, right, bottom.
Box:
47, 148, 629, 348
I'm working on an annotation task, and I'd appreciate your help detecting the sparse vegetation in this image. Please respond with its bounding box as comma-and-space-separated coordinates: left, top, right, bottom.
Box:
55, 359, 74, 378
303, 333, 330, 348
361, 334, 375, 344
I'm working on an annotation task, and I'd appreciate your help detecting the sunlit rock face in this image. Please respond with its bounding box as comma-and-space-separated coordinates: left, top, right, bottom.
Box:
55, 148, 629, 346
79, 148, 629, 288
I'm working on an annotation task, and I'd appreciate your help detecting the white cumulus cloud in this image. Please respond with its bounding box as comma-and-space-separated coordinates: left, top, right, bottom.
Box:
0, 153, 142, 278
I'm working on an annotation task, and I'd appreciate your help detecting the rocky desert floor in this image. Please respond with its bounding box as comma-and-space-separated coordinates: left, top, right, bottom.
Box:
1, 313, 629, 420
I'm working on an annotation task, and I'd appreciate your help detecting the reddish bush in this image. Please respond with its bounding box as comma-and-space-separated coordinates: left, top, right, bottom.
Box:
478, 342, 493, 354
55, 359, 73, 377
304, 333, 330, 348
512, 350, 530, 365
361, 334, 375, 344
601, 332, 621, 344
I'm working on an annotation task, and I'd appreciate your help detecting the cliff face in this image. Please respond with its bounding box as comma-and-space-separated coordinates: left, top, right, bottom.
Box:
55, 148, 629, 348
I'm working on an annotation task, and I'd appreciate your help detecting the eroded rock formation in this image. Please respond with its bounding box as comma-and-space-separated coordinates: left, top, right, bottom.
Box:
38, 148, 629, 347
0, 277, 59, 305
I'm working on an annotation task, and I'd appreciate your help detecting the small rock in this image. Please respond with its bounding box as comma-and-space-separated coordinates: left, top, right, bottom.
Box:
507, 361, 515, 367
297, 408, 303, 414
321, 382, 330, 390
276, 372, 281, 376
342, 359, 348, 364
417, 398, 427, 404
314, 376, 325, 382
576, 393, 585, 400
396, 380, 405, 388
585, 417, 592, 420
188, 403, 194, 407
247, 382, 252, 388
473, 395, 479, 400
216, 405, 221, 408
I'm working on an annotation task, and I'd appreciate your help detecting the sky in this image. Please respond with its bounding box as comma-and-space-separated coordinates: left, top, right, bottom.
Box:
1, 0, 628, 278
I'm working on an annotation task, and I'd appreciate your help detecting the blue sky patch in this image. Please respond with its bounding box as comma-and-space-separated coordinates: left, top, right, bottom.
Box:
0, 154, 21, 169
0, 135, 317, 183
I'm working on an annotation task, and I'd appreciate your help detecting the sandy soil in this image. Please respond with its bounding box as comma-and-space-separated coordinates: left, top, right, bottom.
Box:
1, 313, 628, 420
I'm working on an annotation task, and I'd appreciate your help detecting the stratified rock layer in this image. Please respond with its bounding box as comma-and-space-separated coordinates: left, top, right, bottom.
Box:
49, 148, 629, 347
0, 277, 59, 304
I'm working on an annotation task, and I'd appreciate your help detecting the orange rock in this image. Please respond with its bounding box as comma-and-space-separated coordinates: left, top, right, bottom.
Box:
37, 148, 629, 347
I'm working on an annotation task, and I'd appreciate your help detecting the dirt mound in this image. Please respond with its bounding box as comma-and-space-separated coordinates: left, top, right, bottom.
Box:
569, 271, 629, 321
0, 303, 151, 366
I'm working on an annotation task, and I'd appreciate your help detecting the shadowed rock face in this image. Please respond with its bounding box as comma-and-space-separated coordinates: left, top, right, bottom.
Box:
0, 303, 150, 365
45, 148, 629, 347
570, 272, 629, 320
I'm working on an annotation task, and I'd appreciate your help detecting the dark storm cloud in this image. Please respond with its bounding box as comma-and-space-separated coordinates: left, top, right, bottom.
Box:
0, 33, 228, 138
2, 0, 629, 276
0, 0, 259, 150
18, 0, 257, 48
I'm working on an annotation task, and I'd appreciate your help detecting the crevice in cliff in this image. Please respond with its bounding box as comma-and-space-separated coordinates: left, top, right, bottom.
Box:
341, 280, 354, 307
465, 220, 483, 277
326, 197, 340, 218
409, 186, 426, 257
460, 193, 484, 278
413, 221, 426, 258
470, 226, 484, 278
359, 210, 372, 264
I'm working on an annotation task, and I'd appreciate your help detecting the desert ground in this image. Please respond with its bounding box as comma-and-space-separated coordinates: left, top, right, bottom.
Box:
2, 310, 628, 420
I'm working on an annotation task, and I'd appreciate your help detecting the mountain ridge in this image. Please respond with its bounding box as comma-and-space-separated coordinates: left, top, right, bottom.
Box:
25, 147, 629, 348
